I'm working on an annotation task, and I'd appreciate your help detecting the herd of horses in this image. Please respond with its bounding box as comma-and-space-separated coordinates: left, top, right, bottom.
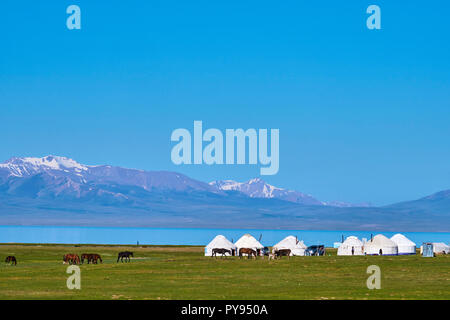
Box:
5, 256, 17, 265
62, 251, 134, 265
4, 251, 135, 266
62, 253, 103, 265
5, 247, 292, 266
212, 248, 292, 259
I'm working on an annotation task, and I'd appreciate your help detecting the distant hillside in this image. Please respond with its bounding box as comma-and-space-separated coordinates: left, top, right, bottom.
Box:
0, 155, 448, 232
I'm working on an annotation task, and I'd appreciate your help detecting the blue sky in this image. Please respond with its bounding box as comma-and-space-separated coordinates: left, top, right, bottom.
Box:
1, 1, 449, 205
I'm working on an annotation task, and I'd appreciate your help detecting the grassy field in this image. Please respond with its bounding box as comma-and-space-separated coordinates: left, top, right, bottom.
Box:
0, 244, 449, 300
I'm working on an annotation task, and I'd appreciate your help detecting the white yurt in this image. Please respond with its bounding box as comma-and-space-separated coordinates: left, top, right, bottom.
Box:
235, 234, 264, 255
432, 242, 450, 255
337, 236, 364, 256
364, 234, 398, 256
272, 236, 307, 256
390, 234, 416, 255
204, 235, 237, 256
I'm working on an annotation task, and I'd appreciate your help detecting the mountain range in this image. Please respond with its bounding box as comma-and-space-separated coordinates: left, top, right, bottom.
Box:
0, 155, 449, 232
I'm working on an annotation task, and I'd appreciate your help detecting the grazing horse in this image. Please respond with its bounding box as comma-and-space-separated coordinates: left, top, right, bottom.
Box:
239, 248, 257, 259
81, 253, 103, 264
117, 251, 133, 263
89, 254, 102, 264
63, 254, 80, 265
81, 253, 91, 264
274, 249, 291, 259
5, 256, 17, 265
212, 248, 232, 258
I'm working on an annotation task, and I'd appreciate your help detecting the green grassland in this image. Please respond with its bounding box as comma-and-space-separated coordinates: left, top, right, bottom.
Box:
0, 244, 449, 300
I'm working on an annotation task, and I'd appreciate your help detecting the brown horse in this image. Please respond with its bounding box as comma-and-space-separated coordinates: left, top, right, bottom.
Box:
274, 249, 291, 259
5, 256, 17, 265
212, 248, 232, 258
81, 253, 91, 264
81, 253, 102, 264
63, 254, 80, 265
239, 248, 257, 259
89, 254, 102, 264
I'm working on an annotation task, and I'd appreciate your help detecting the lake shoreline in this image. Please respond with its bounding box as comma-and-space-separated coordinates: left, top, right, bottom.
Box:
1, 225, 449, 247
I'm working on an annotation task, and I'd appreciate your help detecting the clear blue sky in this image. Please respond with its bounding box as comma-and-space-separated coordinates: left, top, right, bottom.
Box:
1, 1, 449, 205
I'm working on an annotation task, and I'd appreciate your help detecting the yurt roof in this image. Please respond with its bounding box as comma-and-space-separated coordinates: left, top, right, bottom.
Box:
296, 240, 307, 249
390, 234, 416, 246
366, 234, 397, 247
433, 242, 450, 249
235, 234, 264, 248
273, 235, 306, 249
206, 235, 236, 249
342, 236, 364, 246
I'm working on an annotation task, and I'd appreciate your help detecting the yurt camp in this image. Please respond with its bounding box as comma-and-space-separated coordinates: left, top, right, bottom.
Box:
235, 234, 264, 256
390, 234, 416, 255
364, 234, 398, 256
204, 235, 237, 256
272, 235, 307, 256
337, 236, 364, 256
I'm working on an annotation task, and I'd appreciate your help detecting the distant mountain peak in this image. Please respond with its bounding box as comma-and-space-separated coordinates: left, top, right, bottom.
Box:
0, 155, 448, 231
0, 155, 369, 208
210, 178, 371, 208
2, 155, 88, 169
210, 178, 323, 206
422, 189, 450, 200
248, 178, 264, 184
0, 155, 89, 178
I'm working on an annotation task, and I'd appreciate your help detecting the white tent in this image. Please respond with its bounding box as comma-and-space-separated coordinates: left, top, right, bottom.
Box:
364, 234, 398, 256
204, 235, 237, 256
432, 242, 450, 255
390, 234, 416, 255
272, 236, 307, 256
235, 234, 264, 255
337, 236, 364, 256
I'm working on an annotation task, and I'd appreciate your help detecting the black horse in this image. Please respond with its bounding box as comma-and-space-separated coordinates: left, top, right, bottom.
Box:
212, 248, 232, 258
5, 256, 17, 265
117, 251, 133, 263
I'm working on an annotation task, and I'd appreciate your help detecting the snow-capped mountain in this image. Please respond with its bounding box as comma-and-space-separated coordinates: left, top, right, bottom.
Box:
0, 155, 218, 201
209, 178, 323, 206
0, 155, 88, 178
209, 178, 369, 207
0, 156, 448, 231
0, 156, 370, 207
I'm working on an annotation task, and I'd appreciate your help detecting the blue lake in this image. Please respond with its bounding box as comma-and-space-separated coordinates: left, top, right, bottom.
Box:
0, 226, 449, 247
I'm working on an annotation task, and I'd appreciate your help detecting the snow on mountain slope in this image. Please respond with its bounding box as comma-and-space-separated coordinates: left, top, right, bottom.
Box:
210, 178, 371, 207
210, 178, 323, 206
0, 155, 88, 178
0, 155, 218, 199
0, 156, 366, 207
